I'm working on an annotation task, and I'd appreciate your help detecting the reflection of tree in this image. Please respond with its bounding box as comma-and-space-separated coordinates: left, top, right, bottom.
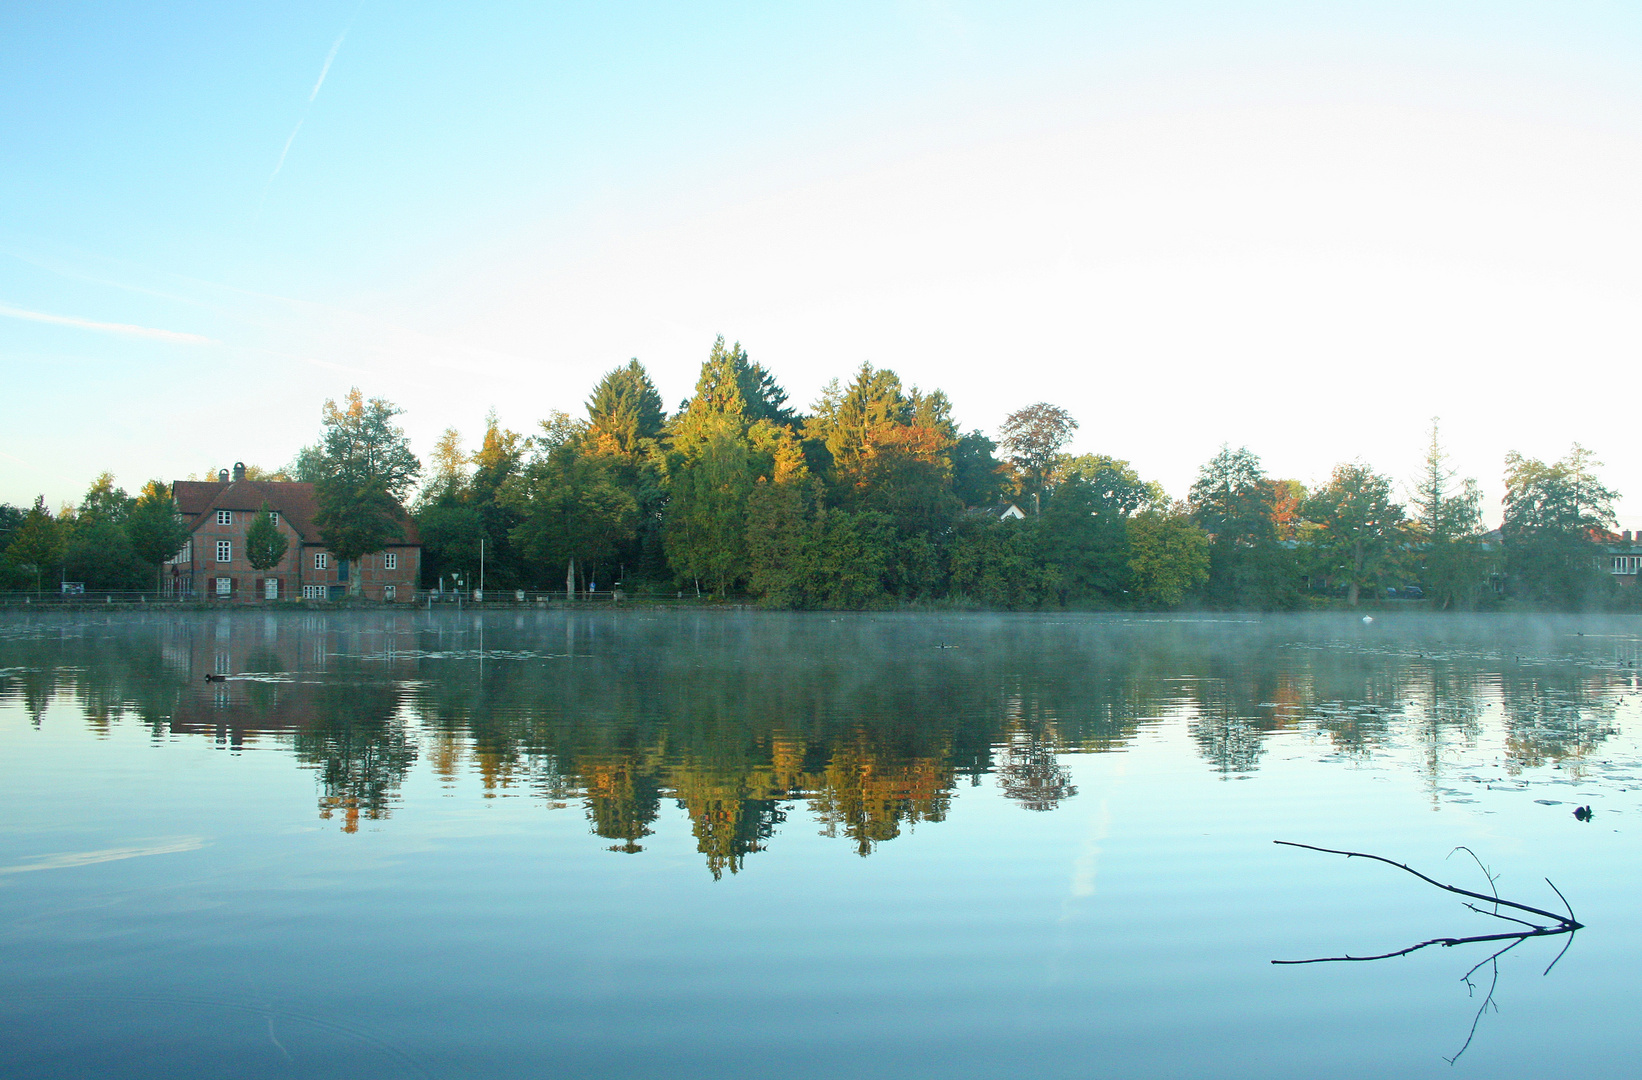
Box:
813, 734, 952, 856
16, 610, 1637, 875
1496, 672, 1617, 770
292, 674, 416, 832
580, 749, 663, 853
995, 723, 1077, 811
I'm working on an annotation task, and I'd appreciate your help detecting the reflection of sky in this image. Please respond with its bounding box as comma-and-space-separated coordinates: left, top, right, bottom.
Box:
7, 5, 1642, 531
2, 611, 1641, 1075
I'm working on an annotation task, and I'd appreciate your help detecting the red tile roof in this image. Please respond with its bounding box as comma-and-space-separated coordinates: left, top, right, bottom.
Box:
172, 480, 420, 546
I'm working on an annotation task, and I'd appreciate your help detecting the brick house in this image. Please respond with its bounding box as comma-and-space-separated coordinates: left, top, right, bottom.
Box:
168, 462, 421, 601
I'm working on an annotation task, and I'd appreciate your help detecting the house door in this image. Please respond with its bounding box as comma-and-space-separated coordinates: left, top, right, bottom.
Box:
264, 578, 279, 600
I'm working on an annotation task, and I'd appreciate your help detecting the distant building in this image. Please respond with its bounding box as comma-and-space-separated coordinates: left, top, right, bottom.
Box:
168, 462, 420, 601
968, 503, 1028, 522
1602, 530, 1642, 587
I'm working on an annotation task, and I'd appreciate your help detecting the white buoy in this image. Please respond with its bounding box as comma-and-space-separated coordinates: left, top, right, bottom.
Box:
1362, 615, 1374, 625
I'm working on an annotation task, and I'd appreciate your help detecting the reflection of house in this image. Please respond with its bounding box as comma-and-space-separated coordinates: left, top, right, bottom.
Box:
168, 462, 421, 601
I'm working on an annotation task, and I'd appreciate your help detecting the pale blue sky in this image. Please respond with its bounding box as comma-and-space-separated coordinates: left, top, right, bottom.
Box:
5, 2, 1642, 524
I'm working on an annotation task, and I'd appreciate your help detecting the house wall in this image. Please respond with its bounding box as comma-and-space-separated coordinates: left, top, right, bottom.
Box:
183, 510, 304, 601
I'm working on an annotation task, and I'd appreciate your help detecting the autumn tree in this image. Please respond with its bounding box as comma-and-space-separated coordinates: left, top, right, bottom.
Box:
998, 403, 1078, 509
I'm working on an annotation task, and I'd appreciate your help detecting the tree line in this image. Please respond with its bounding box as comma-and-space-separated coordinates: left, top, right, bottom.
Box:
0, 336, 1628, 609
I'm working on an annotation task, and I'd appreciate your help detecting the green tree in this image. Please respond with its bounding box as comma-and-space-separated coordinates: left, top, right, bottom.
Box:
948, 517, 1051, 609
285, 444, 327, 483
587, 360, 667, 456
61, 474, 147, 590
245, 501, 289, 574
952, 430, 1007, 508
5, 496, 64, 595
1410, 420, 1489, 609
998, 403, 1078, 509
1501, 443, 1617, 607
1304, 462, 1407, 606
665, 429, 756, 595
1126, 509, 1210, 606
126, 480, 191, 594
508, 420, 639, 595
312, 388, 422, 595
1188, 446, 1298, 609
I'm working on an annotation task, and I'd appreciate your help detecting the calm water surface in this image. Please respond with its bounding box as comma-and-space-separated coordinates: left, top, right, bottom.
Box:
2, 610, 1639, 1079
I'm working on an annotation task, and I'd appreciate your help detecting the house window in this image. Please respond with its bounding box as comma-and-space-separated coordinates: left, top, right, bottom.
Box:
269, 511, 280, 526
168, 540, 192, 565
215, 577, 232, 596
302, 585, 325, 599
216, 540, 232, 563
216, 510, 232, 525
383, 584, 396, 600
314, 552, 329, 570
384, 553, 397, 571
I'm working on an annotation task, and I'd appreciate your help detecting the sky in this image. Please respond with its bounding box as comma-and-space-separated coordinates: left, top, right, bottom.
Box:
4, 1, 1642, 526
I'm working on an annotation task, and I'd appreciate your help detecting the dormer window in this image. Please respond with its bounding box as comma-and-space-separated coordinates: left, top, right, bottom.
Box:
269, 511, 280, 527
216, 510, 232, 525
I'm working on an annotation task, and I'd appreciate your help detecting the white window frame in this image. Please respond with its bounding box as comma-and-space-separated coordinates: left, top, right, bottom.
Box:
314, 552, 329, 570
269, 511, 280, 527
216, 510, 232, 525
384, 552, 397, 570
302, 585, 325, 599
216, 540, 232, 563
383, 584, 396, 600
215, 577, 232, 596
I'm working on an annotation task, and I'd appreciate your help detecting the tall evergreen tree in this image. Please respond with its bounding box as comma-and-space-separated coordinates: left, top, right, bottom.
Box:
1410, 420, 1488, 609
587, 360, 666, 456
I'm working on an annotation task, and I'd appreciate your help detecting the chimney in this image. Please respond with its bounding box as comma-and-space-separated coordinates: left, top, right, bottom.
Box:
1626, 530, 1633, 544
218, 469, 229, 482
233, 462, 246, 482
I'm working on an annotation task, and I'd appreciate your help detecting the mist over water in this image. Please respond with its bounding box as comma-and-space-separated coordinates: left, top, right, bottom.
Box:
2, 610, 1639, 1078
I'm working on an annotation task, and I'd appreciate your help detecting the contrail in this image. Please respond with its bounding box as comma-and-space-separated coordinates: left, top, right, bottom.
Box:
0, 303, 217, 344
259, 7, 361, 214
268, 117, 305, 183
310, 30, 347, 102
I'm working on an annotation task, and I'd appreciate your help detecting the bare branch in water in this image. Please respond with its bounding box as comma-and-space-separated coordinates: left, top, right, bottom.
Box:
1271, 841, 1584, 1064
1272, 841, 1582, 929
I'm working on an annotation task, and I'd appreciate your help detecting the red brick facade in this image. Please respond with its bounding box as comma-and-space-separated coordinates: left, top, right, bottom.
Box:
169, 465, 421, 602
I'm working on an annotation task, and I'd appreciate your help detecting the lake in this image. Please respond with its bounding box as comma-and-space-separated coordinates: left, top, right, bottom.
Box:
1, 609, 1638, 1079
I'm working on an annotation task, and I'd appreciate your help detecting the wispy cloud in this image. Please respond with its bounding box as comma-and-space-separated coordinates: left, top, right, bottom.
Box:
0, 303, 217, 344
0, 837, 207, 877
